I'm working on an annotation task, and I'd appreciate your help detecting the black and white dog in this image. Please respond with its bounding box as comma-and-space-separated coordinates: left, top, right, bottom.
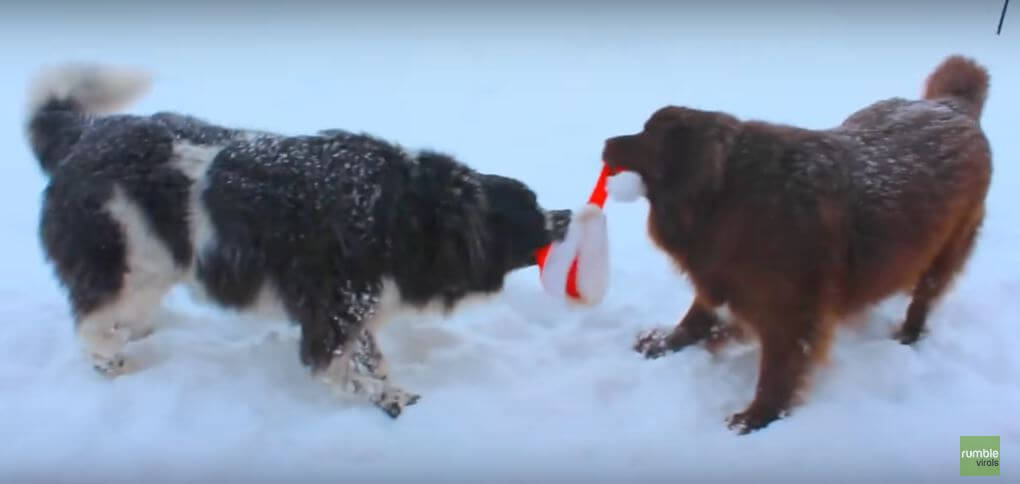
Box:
25, 64, 571, 417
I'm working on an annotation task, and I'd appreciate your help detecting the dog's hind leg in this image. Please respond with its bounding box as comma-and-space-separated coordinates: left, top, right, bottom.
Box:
84, 188, 180, 375
44, 185, 180, 376
726, 308, 835, 435
895, 211, 983, 345
76, 281, 173, 376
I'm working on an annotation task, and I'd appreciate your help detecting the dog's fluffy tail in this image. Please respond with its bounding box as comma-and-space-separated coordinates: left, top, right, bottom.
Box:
25, 63, 151, 173
922, 55, 989, 119
26, 63, 151, 118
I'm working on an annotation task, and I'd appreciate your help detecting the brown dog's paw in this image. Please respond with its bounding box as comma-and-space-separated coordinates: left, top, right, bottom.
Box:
726, 407, 785, 435
634, 328, 675, 359
892, 326, 922, 346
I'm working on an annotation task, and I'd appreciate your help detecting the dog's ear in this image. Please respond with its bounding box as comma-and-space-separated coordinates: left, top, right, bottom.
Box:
656, 118, 732, 200
414, 152, 490, 285
435, 205, 489, 283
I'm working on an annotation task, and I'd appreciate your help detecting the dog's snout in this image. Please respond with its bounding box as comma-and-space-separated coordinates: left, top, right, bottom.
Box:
603, 135, 635, 168
602, 137, 620, 161
546, 209, 572, 241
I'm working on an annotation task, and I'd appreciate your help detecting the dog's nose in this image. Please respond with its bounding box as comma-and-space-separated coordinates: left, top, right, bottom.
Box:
602, 136, 630, 166
545, 209, 572, 241
602, 138, 618, 161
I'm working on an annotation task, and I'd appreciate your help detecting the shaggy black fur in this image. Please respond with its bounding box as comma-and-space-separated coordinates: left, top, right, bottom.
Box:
27, 68, 571, 383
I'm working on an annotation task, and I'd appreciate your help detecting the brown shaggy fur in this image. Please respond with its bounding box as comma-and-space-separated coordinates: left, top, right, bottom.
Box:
602, 55, 992, 434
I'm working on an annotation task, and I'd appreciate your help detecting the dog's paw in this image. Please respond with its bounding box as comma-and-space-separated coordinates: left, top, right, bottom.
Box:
374, 389, 421, 419
726, 407, 784, 435
634, 328, 675, 359
91, 353, 129, 377
892, 326, 922, 346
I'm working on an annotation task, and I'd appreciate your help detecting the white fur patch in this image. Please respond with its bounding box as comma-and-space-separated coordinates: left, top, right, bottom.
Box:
26, 63, 151, 119
78, 185, 181, 371
245, 282, 289, 321
170, 141, 222, 181
170, 141, 223, 302
105, 185, 182, 289
607, 171, 646, 202
170, 141, 221, 253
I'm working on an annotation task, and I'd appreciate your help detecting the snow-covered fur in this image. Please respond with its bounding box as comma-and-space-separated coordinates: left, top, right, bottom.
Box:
605, 54, 993, 434
25, 63, 572, 418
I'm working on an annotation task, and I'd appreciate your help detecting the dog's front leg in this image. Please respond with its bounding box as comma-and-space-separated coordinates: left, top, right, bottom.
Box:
295, 279, 420, 418
635, 297, 726, 358
326, 328, 420, 418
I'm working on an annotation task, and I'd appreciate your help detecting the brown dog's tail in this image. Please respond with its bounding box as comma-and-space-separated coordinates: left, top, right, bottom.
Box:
922, 55, 990, 119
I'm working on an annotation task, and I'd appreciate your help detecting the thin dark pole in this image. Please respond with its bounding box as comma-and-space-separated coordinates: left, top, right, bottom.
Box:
998, 0, 1010, 35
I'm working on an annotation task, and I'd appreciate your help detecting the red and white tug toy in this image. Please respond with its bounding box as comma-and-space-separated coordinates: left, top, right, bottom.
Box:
535, 163, 645, 305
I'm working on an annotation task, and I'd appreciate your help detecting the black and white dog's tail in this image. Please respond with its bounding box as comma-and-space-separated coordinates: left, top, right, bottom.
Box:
25, 63, 151, 174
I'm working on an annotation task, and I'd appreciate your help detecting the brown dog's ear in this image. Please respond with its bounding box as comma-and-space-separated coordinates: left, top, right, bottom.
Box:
656, 120, 731, 200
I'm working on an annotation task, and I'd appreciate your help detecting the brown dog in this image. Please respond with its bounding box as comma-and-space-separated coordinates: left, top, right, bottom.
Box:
602, 55, 992, 434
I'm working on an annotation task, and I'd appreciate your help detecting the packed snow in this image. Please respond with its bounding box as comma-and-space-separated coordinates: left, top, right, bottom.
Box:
1, 3, 1017, 483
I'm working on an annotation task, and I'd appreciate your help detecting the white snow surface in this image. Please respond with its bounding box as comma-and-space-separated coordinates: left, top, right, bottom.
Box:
1, 3, 1018, 483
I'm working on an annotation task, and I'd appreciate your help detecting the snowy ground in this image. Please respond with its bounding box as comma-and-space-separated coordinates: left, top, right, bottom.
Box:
1, 2, 1018, 483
